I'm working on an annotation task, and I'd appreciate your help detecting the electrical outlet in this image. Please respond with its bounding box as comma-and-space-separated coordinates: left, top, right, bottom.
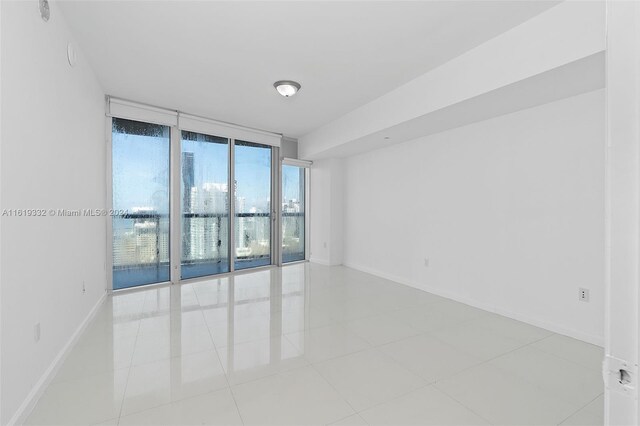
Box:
323, 242, 327, 249
82, 281, 86, 294
34, 323, 41, 342
579, 288, 590, 302
424, 258, 430, 267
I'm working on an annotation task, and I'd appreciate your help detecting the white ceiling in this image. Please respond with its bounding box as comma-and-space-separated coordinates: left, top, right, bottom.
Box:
59, 0, 559, 138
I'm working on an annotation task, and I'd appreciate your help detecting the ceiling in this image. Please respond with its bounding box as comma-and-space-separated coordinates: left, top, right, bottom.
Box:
58, 1, 559, 138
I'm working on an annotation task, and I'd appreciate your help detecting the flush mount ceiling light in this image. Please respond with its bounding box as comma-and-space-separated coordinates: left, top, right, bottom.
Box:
274, 80, 301, 97
39, 0, 50, 22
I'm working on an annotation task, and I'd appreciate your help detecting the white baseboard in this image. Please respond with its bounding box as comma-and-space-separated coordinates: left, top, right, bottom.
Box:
343, 261, 604, 348
309, 256, 331, 266
8, 291, 108, 426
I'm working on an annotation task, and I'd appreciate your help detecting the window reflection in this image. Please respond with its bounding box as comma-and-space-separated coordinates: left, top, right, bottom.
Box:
108, 264, 309, 393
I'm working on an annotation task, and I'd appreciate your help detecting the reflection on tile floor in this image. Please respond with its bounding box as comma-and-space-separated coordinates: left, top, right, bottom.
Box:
25, 264, 604, 425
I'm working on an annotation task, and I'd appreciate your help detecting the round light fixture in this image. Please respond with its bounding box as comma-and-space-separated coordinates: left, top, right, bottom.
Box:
39, 0, 50, 22
274, 80, 301, 97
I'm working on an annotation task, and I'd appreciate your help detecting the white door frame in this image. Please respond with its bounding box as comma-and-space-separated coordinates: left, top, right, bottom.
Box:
281, 158, 312, 264
604, 1, 640, 424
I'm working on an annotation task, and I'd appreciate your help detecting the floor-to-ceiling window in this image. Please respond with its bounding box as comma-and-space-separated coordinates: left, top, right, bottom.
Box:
180, 131, 230, 279
109, 99, 297, 290
234, 141, 272, 270
282, 164, 305, 263
112, 118, 171, 289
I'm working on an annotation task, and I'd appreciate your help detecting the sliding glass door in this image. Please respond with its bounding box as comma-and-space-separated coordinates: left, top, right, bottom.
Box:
234, 141, 272, 270
111, 114, 283, 289
112, 118, 170, 289
180, 131, 230, 279
282, 165, 305, 263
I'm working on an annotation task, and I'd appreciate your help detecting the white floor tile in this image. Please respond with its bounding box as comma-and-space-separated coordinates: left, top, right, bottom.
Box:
191, 278, 231, 308
388, 303, 477, 333
167, 285, 202, 312
25, 369, 128, 426
93, 297, 144, 324
285, 324, 371, 363
329, 414, 369, 425
231, 366, 355, 425
560, 394, 604, 425
378, 333, 483, 382
429, 299, 490, 321
489, 346, 603, 407
305, 303, 349, 328
366, 286, 447, 311
218, 336, 309, 385
137, 309, 208, 336
359, 385, 490, 425
92, 418, 119, 426
76, 317, 140, 348
131, 324, 215, 366
342, 312, 422, 346
118, 388, 243, 425
560, 408, 604, 426
435, 363, 581, 425
52, 336, 136, 383
429, 320, 528, 361
207, 311, 289, 348
314, 348, 426, 411
532, 334, 604, 371
120, 350, 228, 416
471, 313, 553, 344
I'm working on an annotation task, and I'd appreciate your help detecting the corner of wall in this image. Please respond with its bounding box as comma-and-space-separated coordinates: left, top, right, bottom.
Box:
309, 157, 345, 266
329, 158, 345, 266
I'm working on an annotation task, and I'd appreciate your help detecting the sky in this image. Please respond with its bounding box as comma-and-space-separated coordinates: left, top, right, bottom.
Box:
282, 164, 304, 204
112, 131, 302, 214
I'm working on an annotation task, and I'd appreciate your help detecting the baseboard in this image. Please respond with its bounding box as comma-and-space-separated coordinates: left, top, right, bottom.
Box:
343, 261, 604, 348
7, 291, 108, 426
309, 256, 331, 266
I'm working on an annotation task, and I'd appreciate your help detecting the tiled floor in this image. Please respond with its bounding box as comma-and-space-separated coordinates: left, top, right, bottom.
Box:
25, 264, 604, 425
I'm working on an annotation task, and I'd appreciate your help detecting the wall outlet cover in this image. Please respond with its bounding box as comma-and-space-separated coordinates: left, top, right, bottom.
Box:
579, 288, 590, 302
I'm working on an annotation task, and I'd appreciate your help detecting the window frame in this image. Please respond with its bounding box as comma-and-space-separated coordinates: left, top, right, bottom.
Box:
106, 103, 294, 292
280, 159, 311, 264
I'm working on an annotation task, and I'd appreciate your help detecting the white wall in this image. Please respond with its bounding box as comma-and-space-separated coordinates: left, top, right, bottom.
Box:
309, 158, 344, 266
604, 1, 640, 423
280, 137, 298, 160
343, 90, 605, 345
0, 1, 106, 423
329, 160, 344, 266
